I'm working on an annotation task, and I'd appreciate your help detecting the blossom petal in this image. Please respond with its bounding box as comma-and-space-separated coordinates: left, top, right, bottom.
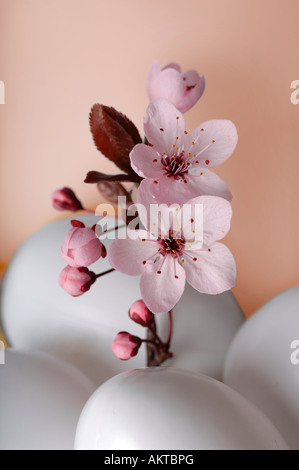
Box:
137, 178, 158, 207
162, 62, 182, 73
108, 230, 160, 276
140, 256, 186, 313
147, 66, 185, 112
61, 227, 102, 267
182, 243, 236, 295
130, 143, 163, 179
137, 179, 158, 231
183, 69, 203, 87
184, 195, 232, 246
66, 227, 96, 249
174, 204, 203, 251
150, 175, 193, 205
144, 99, 185, 155
186, 169, 232, 201
138, 179, 180, 236
176, 70, 206, 113
184, 120, 238, 167
71, 239, 103, 267
147, 60, 161, 89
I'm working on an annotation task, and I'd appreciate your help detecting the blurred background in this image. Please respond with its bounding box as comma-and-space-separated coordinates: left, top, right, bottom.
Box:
0, 0, 298, 319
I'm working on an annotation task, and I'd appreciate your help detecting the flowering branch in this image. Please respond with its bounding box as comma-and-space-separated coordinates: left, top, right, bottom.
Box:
111, 300, 173, 366
52, 59, 238, 368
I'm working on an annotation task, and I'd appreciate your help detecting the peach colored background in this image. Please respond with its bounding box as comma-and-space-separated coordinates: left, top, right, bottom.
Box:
0, 0, 299, 318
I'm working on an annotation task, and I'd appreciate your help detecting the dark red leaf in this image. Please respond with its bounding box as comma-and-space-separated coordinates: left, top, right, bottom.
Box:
97, 181, 133, 206
89, 104, 142, 175
84, 171, 142, 184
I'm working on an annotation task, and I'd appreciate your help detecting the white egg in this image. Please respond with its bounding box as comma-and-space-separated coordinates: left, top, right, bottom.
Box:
74, 368, 288, 450
0, 349, 95, 450
224, 286, 299, 450
0, 214, 244, 385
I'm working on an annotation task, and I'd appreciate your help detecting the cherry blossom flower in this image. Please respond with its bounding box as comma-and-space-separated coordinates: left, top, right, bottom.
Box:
147, 61, 206, 113
59, 266, 96, 297
108, 196, 236, 314
112, 332, 142, 360
52, 188, 83, 212
129, 299, 154, 327
61, 220, 104, 268
130, 99, 238, 205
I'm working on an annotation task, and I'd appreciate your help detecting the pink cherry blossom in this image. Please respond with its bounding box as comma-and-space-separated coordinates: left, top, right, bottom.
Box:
52, 187, 83, 212
112, 332, 142, 360
108, 196, 236, 314
61, 220, 104, 268
129, 299, 154, 327
130, 99, 238, 206
147, 61, 206, 113
59, 266, 96, 297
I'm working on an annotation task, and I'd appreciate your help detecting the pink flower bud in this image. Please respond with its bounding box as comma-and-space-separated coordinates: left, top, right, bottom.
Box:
112, 332, 142, 361
147, 61, 205, 113
61, 221, 103, 267
52, 188, 83, 212
59, 266, 96, 297
129, 299, 154, 327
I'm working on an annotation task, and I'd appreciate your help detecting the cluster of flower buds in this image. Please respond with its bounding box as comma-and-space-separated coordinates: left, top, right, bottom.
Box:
112, 300, 154, 360
59, 220, 105, 297
112, 300, 173, 366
